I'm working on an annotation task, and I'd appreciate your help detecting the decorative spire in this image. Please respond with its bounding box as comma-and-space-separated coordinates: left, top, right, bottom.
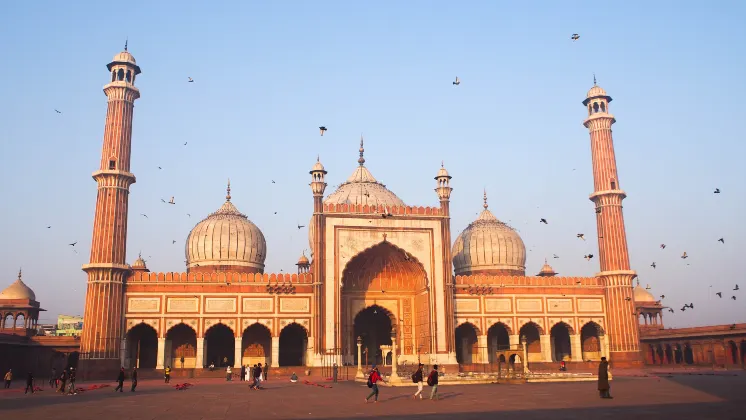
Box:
636, 278, 640, 287
226, 179, 232, 201
124, 38, 128, 52
544, 258, 548, 265
441, 160, 444, 168
358, 135, 365, 166
483, 189, 488, 209
593, 73, 597, 86
317, 155, 320, 163
17, 267, 22, 280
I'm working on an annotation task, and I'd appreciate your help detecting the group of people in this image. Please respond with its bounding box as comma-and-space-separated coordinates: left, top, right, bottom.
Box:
115, 367, 138, 392
364, 363, 441, 403
3, 366, 79, 395
237, 363, 265, 389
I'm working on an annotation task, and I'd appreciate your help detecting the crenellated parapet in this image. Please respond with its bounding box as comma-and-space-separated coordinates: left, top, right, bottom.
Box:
128, 271, 313, 284
323, 203, 442, 216
454, 274, 602, 289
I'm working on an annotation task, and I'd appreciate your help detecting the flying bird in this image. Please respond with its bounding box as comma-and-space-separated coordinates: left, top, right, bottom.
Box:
184, 142, 188, 146
668, 308, 674, 313
553, 254, 559, 259
734, 284, 739, 291
713, 188, 720, 194
46, 226, 51, 229
716, 292, 722, 298
660, 295, 665, 299
733, 296, 737, 300
453, 77, 460, 85
651, 262, 656, 269
680, 306, 686, 312
187, 213, 191, 218
140, 213, 148, 218
168, 197, 175, 205
69, 242, 77, 247
54, 109, 62, 114
660, 244, 666, 249
319, 126, 327, 136
681, 252, 688, 259
188, 77, 194, 83
158, 166, 162, 170
571, 33, 580, 41
540, 218, 548, 224
645, 284, 651, 290
577, 233, 585, 240
624, 297, 631, 301
718, 238, 724, 243
297, 224, 305, 230
161, 198, 166, 203
172, 240, 176, 244
271, 180, 276, 184
584, 254, 594, 261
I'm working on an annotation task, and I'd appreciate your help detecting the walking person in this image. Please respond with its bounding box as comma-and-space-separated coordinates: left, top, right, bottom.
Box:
114, 367, 125, 392
411, 363, 424, 400
3, 369, 11, 389
251, 363, 263, 390
67, 367, 77, 395
164, 366, 171, 383
598, 357, 613, 399
131, 368, 138, 392
364, 365, 384, 403
49, 368, 57, 389
240, 365, 246, 382
427, 364, 439, 400
57, 369, 67, 393
226, 366, 232, 381
24, 372, 34, 394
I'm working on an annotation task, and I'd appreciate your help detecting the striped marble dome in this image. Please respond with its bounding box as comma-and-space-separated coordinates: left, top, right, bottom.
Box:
452, 192, 526, 276
185, 184, 266, 273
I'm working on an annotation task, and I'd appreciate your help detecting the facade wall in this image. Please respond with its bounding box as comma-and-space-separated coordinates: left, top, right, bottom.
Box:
641, 324, 746, 368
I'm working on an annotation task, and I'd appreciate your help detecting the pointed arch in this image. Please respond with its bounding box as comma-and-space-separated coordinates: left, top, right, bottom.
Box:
580, 322, 603, 361
549, 320, 575, 335
455, 323, 479, 364
242, 323, 271, 367
279, 322, 308, 366
126, 322, 158, 368
165, 323, 197, 368
341, 241, 428, 292
517, 320, 545, 335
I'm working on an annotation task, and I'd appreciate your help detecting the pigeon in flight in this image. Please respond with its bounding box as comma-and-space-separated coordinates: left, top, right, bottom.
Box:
577, 233, 585, 241
172, 240, 176, 244
553, 254, 559, 259
718, 238, 724, 243
158, 166, 162, 170
584, 254, 594, 261
187, 213, 191, 218
660, 244, 666, 249
681, 252, 688, 259
168, 197, 175, 205
184, 142, 188, 146
571, 33, 580, 41
272, 180, 276, 184
646, 284, 651, 290
668, 308, 674, 313
46, 226, 51, 229
734, 284, 740, 291
161, 198, 166, 203
319, 126, 327, 136
716, 292, 722, 298
140, 213, 148, 218
297, 224, 305, 230
714, 188, 720, 194
624, 297, 631, 301
660, 295, 665, 299
651, 262, 656, 269
453, 77, 460, 86
69, 241, 77, 246
188, 77, 194, 83
54, 109, 62, 114
733, 296, 738, 300
540, 218, 548, 224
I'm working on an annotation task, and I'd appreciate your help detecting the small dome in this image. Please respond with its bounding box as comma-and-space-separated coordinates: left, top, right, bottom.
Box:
633, 284, 656, 303
452, 192, 526, 277
297, 253, 310, 265
586, 85, 607, 99
185, 184, 266, 273
311, 157, 326, 173
112, 51, 137, 65
435, 162, 451, 179
0, 270, 36, 301
131, 253, 148, 270
537, 260, 557, 277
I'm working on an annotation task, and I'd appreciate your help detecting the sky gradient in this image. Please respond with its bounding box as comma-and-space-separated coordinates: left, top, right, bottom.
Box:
1, 1, 744, 327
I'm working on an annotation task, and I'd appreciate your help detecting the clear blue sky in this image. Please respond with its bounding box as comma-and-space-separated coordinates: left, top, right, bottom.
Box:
1, 1, 744, 328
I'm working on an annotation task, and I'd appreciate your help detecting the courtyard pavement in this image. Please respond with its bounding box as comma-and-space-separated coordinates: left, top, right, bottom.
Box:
0, 371, 744, 419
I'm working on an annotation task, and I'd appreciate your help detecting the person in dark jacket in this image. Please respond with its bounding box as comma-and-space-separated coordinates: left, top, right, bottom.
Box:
427, 364, 439, 400
412, 363, 424, 399
240, 365, 246, 382
251, 363, 263, 390
131, 368, 138, 392
114, 367, 125, 392
57, 369, 67, 393
67, 368, 77, 395
24, 372, 34, 394
598, 357, 612, 398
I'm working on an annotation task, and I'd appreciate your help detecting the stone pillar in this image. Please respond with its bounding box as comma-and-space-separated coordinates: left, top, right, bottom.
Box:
120, 339, 128, 369
599, 334, 609, 360
156, 338, 166, 369
571, 334, 583, 362
234, 340, 243, 369
540, 334, 552, 362
390, 333, 400, 381
196, 338, 204, 369
271, 336, 280, 367
356, 337, 364, 378
478, 335, 489, 364
509, 334, 520, 350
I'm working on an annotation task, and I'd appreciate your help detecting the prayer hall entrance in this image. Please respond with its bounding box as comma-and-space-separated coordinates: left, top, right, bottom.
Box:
340, 241, 432, 365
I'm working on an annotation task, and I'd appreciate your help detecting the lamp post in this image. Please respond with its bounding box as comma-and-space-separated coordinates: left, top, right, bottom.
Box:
520, 335, 529, 375
390, 327, 400, 382
356, 336, 363, 378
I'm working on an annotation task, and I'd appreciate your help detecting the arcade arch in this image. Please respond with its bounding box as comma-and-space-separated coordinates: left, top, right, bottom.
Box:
205, 323, 235, 368
126, 323, 158, 369
487, 322, 511, 363
519, 322, 543, 362
353, 305, 393, 366
241, 323, 271, 367
279, 323, 308, 366
165, 323, 197, 369
341, 241, 431, 363
550, 322, 573, 362
580, 322, 603, 361
455, 323, 479, 364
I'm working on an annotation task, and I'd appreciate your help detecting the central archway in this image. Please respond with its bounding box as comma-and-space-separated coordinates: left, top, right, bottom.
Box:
354, 305, 393, 366
205, 323, 235, 368
341, 241, 431, 363
126, 323, 158, 369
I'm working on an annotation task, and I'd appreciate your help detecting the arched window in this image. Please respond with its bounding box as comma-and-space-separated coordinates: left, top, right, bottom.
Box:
610, 179, 616, 190
117, 68, 124, 81
600, 102, 606, 112
593, 103, 599, 113
111, 70, 116, 82
126, 70, 131, 82
109, 159, 116, 170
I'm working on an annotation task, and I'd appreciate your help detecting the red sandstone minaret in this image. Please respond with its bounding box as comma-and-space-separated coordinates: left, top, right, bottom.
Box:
583, 78, 641, 366
309, 155, 327, 359
80, 43, 141, 374
435, 162, 455, 355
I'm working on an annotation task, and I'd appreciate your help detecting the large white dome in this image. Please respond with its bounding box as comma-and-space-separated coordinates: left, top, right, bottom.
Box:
452, 192, 526, 277
185, 185, 266, 273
